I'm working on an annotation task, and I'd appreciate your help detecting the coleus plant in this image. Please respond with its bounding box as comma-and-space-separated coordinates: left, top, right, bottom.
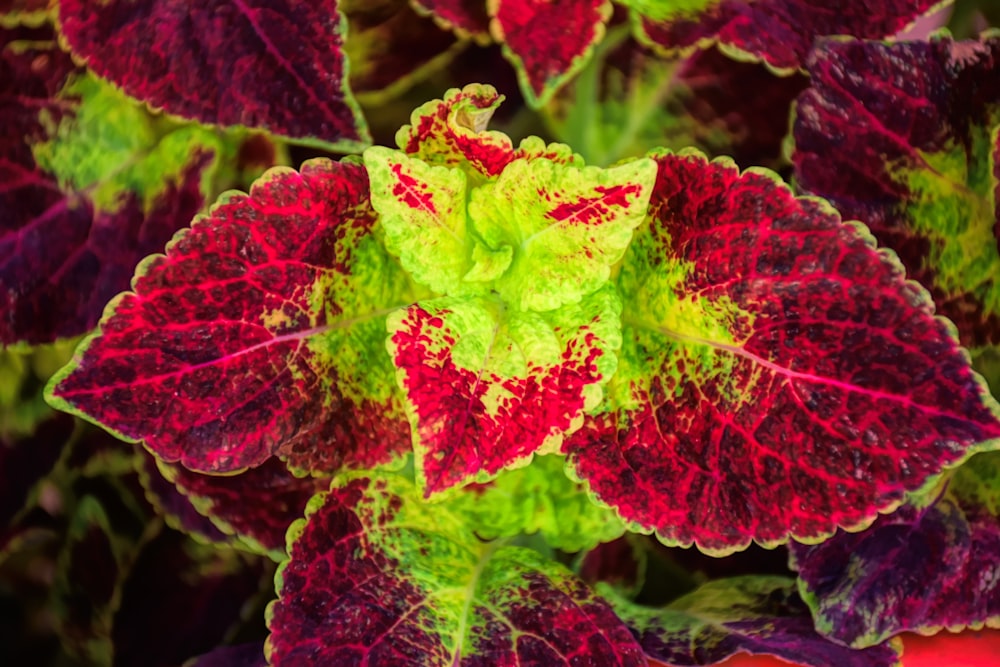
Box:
4, 1, 1000, 666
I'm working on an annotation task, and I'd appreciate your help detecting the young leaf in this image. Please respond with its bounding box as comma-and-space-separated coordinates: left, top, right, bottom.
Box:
792, 34, 1000, 351
791, 451, 1000, 648
57, 0, 369, 151
157, 456, 329, 560
491, 0, 612, 107
468, 155, 657, 311
1, 23, 221, 345
389, 285, 622, 496
364, 147, 474, 295
266, 472, 644, 665
564, 150, 1000, 555
48, 159, 418, 475
629, 0, 941, 71
448, 454, 625, 552
605, 576, 901, 667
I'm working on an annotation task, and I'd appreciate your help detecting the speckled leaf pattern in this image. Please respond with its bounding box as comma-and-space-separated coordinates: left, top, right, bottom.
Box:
158, 457, 329, 560
266, 473, 644, 665
364, 147, 474, 294
1, 23, 221, 345
491, 0, 612, 106
631, 0, 940, 71
49, 159, 418, 475
793, 34, 1000, 351
469, 155, 657, 311
564, 150, 1000, 554
605, 576, 901, 667
389, 285, 622, 496
791, 451, 1000, 648
448, 454, 625, 552
57, 0, 369, 150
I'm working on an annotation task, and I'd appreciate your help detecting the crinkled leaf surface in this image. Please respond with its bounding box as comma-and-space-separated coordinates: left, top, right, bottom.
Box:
266, 472, 644, 665
490, 0, 612, 106
793, 34, 1000, 351
449, 454, 625, 552
468, 155, 657, 311
389, 286, 622, 496
49, 159, 418, 475
630, 0, 941, 71
564, 150, 1000, 555
57, 0, 369, 150
1, 23, 220, 345
605, 576, 900, 667
158, 457, 328, 560
791, 451, 1000, 648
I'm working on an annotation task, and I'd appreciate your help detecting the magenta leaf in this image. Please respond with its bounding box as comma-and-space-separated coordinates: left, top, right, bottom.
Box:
605, 576, 900, 667
792, 34, 1000, 351
137, 452, 231, 545
1, 22, 220, 345
158, 456, 329, 560
57, 0, 369, 150
411, 0, 491, 39
48, 159, 418, 475
492, 0, 612, 106
267, 472, 644, 665
791, 451, 1000, 648
632, 0, 941, 71
564, 150, 1000, 554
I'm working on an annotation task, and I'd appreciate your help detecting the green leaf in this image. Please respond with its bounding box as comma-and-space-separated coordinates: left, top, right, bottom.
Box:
364, 146, 475, 295
448, 454, 625, 552
469, 155, 658, 311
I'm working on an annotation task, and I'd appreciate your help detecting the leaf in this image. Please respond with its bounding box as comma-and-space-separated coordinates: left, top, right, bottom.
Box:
48, 159, 418, 475
468, 154, 657, 311
136, 452, 233, 546
389, 285, 622, 496
343, 0, 466, 103
57, 0, 369, 150
1, 23, 221, 345
792, 33, 1000, 352
364, 147, 474, 295
266, 472, 644, 665
605, 576, 901, 667
448, 454, 625, 552
629, 0, 942, 71
791, 451, 1000, 648
491, 0, 612, 107
564, 150, 1000, 555
158, 456, 329, 560
411, 0, 491, 40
